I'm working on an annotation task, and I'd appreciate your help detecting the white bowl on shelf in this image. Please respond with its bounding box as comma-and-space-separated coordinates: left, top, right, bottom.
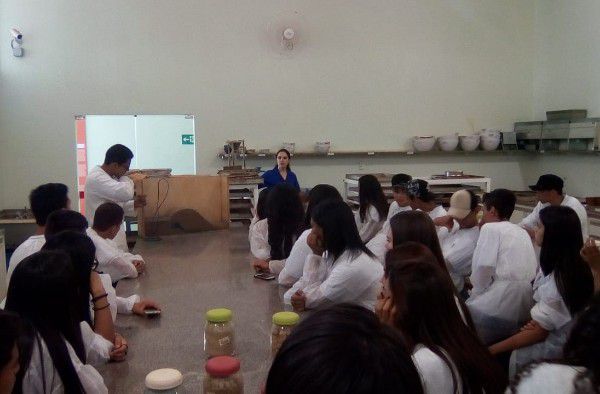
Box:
437, 134, 459, 152
459, 135, 480, 151
315, 141, 331, 153
481, 135, 501, 151
479, 128, 502, 139
412, 136, 436, 152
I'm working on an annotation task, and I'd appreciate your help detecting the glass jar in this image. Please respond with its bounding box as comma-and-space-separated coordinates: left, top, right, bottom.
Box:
144, 368, 183, 393
204, 308, 235, 358
271, 311, 300, 357
203, 356, 243, 394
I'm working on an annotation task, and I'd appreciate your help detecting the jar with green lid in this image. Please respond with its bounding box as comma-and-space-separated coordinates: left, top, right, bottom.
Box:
144, 368, 183, 393
271, 311, 299, 356
203, 356, 243, 394
204, 308, 235, 358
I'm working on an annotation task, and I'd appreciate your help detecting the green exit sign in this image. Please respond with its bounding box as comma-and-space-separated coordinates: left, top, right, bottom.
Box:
181, 134, 194, 145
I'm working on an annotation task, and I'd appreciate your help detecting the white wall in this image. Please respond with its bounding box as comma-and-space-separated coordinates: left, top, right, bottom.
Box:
0, 0, 535, 207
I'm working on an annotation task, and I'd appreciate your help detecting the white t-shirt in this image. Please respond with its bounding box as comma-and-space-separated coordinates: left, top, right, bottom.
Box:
511, 363, 588, 394
438, 224, 479, 291
387, 201, 411, 221
519, 195, 589, 239
5, 235, 45, 286
86, 228, 140, 282
22, 333, 108, 393
412, 345, 461, 394
354, 205, 384, 243
284, 250, 383, 311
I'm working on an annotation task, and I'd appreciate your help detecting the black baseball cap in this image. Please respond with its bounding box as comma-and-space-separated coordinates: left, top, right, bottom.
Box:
529, 174, 564, 192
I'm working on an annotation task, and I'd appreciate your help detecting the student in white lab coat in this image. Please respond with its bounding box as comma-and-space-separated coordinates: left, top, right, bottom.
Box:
253, 184, 343, 286
0, 310, 21, 394
387, 173, 413, 220
5, 251, 108, 393
406, 179, 447, 221
354, 175, 389, 243
250, 183, 304, 272
377, 243, 507, 394
87, 202, 145, 281
249, 188, 271, 260
84, 144, 147, 252
466, 189, 538, 345
286, 200, 383, 311
489, 206, 594, 377
435, 190, 481, 293
509, 293, 600, 394
266, 303, 425, 394
520, 174, 589, 240
5, 183, 70, 286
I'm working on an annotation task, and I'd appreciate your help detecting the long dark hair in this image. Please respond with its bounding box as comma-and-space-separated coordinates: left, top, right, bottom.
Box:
389, 210, 447, 274
304, 184, 343, 229
256, 188, 271, 221
267, 183, 304, 260
539, 206, 594, 316
311, 199, 373, 261
358, 175, 389, 222
6, 251, 86, 394
42, 231, 96, 326
266, 303, 424, 394
385, 243, 506, 394
276, 149, 292, 171
0, 310, 21, 370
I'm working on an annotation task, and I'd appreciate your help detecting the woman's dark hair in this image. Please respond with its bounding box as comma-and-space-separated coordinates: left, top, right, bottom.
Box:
304, 184, 343, 228
539, 206, 594, 316
45, 210, 88, 239
266, 303, 424, 394
563, 292, 600, 392
267, 183, 304, 260
93, 202, 125, 231
276, 149, 292, 171
29, 183, 69, 226
104, 144, 133, 165
389, 210, 448, 274
6, 251, 86, 394
311, 199, 373, 261
482, 189, 516, 220
358, 175, 389, 222
256, 188, 270, 221
0, 310, 21, 370
385, 243, 506, 394
407, 179, 436, 203
42, 231, 96, 325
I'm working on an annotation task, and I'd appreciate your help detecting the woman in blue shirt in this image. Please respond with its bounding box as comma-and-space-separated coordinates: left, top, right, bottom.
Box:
261, 149, 300, 190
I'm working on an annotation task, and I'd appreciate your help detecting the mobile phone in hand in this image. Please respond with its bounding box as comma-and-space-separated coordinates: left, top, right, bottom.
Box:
254, 271, 276, 281
144, 308, 162, 318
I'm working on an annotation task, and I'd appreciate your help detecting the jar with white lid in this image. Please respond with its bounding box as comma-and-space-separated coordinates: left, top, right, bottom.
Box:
271, 311, 299, 357
204, 308, 235, 358
203, 356, 243, 394
144, 368, 183, 393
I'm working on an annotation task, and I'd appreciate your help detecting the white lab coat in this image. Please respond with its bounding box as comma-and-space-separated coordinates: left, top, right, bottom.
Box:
79, 322, 112, 365
519, 195, 589, 240
284, 250, 383, 311
466, 221, 538, 344
427, 205, 448, 221
21, 332, 108, 393
95, 273, 139, 322
85, 166, 135, 252
249, 218, 270, 260
509, 271, 574, 377
412, 345, 462, 394
438, 224, 479, 291
510, 363, 587, 394
5, 235, 46, 286
387, 201, 412, 221
87, 228, 140, 282
355, 205, 384, 243
273, 229, 312, 287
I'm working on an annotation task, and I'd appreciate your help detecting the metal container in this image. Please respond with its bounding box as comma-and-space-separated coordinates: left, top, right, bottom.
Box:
569, 121, 596, 151
515, 121, 542, 151
546, 109, 587, 121
541, 121, 570, 151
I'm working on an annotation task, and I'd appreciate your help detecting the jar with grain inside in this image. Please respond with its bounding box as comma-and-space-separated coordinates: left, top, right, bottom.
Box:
203, 356, 243, 394
204, 308, 235, 358
271, 311, 300, 357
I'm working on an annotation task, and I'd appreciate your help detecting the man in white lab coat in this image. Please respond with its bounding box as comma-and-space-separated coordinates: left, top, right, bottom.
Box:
85, 144, 146, 252
435, 189, 481, 293
520, 174, 588, 240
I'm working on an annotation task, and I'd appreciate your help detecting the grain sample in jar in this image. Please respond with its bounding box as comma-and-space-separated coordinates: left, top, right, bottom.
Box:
144, 368, 183, 393
204, 308, 235, 358
271, 311, 300, 356
203, 356, 243, 394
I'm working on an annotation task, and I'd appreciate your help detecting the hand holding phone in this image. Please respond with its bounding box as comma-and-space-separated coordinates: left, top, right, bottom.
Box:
254, 271, 276, 281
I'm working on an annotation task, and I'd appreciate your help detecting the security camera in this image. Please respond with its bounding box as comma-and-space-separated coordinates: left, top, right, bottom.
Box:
10, 28, 22, 40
